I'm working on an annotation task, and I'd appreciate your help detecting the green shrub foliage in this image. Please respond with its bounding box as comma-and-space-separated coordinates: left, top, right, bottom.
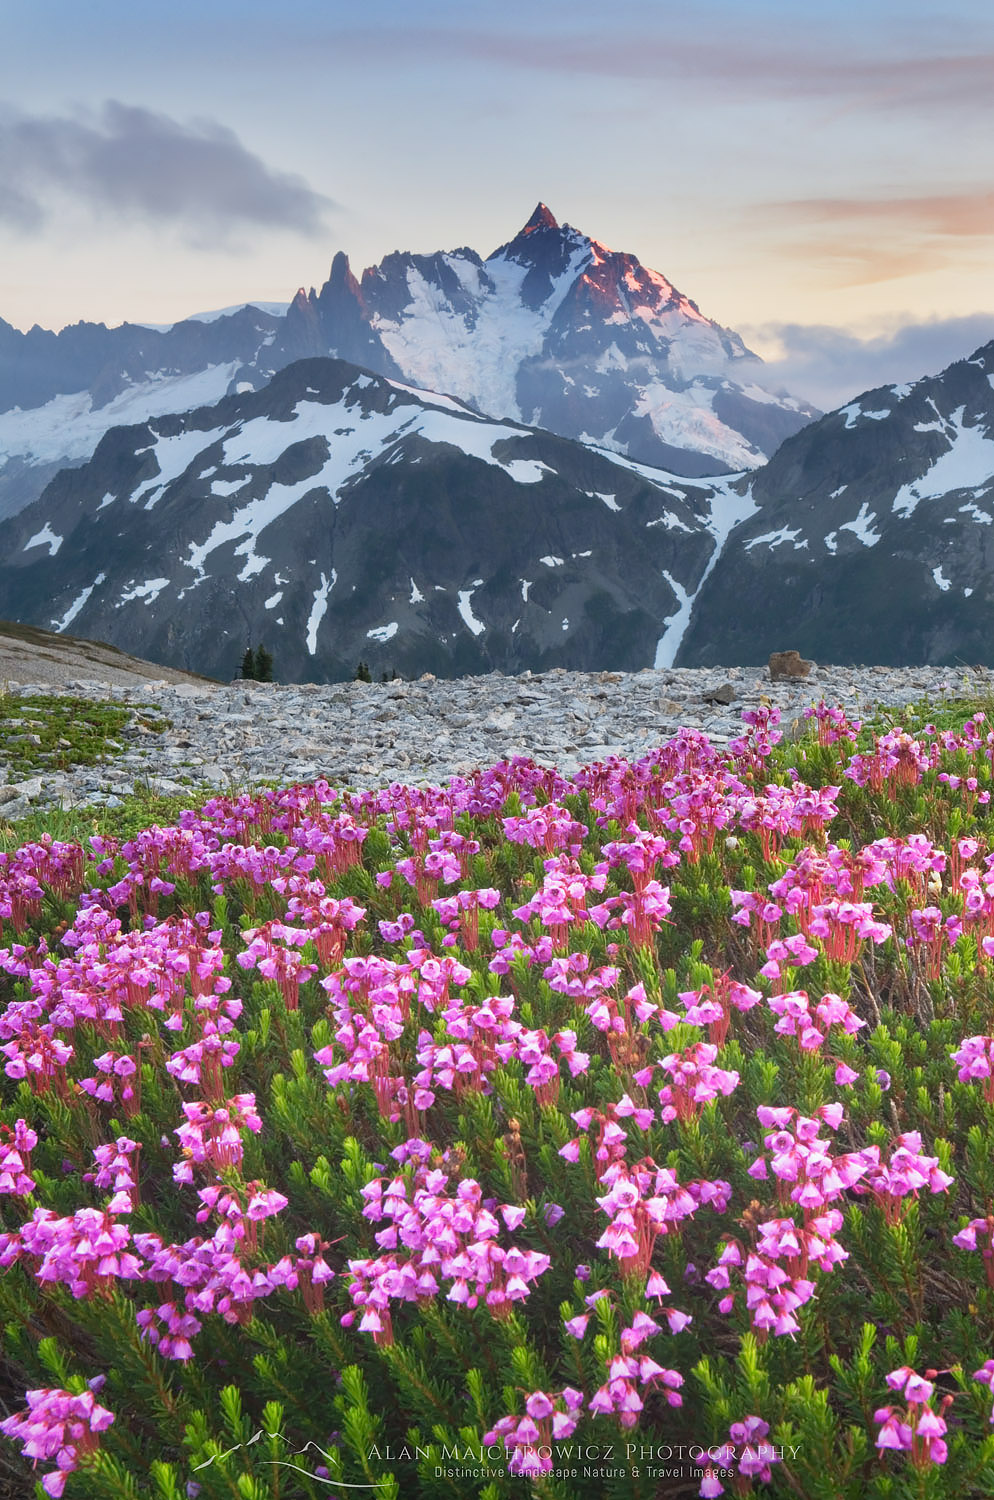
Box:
4, 699, 994, 1496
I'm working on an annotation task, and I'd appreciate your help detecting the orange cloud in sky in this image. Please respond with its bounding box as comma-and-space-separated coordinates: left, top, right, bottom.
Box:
756, 189, 994, 286
771, 191, 994, 237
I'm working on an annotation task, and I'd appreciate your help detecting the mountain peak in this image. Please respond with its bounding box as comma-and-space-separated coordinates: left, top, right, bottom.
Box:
327, 250, 361, 298
521, 202, 559, 235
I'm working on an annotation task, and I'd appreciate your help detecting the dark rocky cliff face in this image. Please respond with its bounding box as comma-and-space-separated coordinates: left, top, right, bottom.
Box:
0, 357, 732, 683
5, 321, 993, 678
677, 342, 994, 666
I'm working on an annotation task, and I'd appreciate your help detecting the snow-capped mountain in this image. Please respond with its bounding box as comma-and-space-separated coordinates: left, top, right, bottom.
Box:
677, 340, 994, 665
0, 206, 817, 520
0, 357, 747, 682
285, 204, 818, 476
0, 304, 287, 521
6, 332, 993, 680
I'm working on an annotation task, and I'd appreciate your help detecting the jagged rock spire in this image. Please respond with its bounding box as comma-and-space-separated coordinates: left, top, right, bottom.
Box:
520, 203, 559, 234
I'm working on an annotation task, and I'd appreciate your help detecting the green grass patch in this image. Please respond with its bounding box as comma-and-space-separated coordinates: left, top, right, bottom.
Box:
860, 689, 994, 738
0, 786, 194, 850
0, 692, 170, 780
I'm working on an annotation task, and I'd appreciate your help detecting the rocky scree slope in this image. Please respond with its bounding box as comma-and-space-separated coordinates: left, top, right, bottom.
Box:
0, 619, 213, 689
3, 662, 986, 820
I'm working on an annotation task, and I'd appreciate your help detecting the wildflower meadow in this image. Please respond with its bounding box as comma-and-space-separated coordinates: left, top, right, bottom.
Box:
5, 699, 994, 1498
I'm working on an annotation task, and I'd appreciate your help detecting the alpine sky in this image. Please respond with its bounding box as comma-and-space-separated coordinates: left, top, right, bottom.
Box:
3, 0, 993, 408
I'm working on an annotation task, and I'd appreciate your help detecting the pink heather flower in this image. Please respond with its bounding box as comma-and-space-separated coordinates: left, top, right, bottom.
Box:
973, 1361, 994, 1424
756, 1105, 793, 1129
246, 1187, 289, 1220
729, 1417, 768, 1445
657, 1042, 740, 1123
951, 1036, 994, 1101
876, 1368, 951, 1468
0, 1386, 114, 1496
696, 1423, 777, 1495
0, 1119, 38, 1196
886, 1368, 934, 1404
620, 1311, 661, 1350
875, 1406, 913, 1451
486, 1387, 582, 1465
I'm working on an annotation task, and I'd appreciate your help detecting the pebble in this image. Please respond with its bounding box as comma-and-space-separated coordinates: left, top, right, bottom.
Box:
1, 663, 991, 813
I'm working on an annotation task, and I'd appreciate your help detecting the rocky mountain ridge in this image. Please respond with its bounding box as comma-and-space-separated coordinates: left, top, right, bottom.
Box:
0, 205, 816, 520
284, 203, 817, 475
678, 338, 994, 664
0, 356, 747, 682
2, 325, 992, 679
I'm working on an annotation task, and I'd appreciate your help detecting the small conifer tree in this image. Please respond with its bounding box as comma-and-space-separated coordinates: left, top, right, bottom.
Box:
354, 660, 372, 683
240, 646, 257, 680
255, 645, 274, 683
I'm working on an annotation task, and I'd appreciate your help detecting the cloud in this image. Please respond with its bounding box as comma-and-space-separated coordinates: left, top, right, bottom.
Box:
0, 101, 333, 242
329, 23, 994, 114
771, 238, 957, 290
755, 188, 994, 288
742, 314, 994, 411
768, 190, 994, 239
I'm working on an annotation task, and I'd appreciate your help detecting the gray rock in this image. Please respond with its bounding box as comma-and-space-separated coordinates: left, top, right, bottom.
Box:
0, 661, 988, 814
702, 682, 738, 705
12, 776, 43, 800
